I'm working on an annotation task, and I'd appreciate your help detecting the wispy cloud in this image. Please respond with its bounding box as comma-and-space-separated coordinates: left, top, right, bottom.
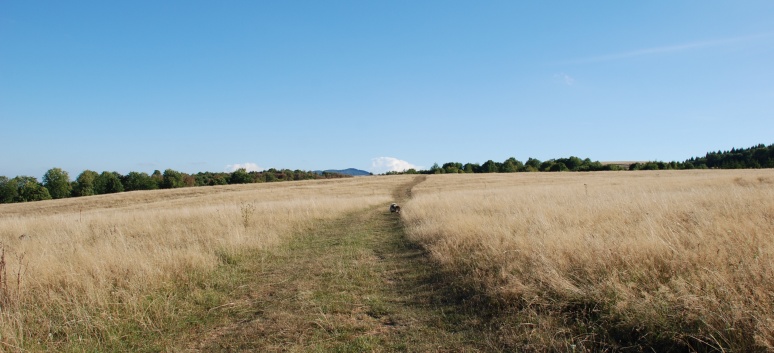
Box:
370, 157, 422, 174
559, 32, 774, 65
225, 162, 262, 172
554, 72, 575, 86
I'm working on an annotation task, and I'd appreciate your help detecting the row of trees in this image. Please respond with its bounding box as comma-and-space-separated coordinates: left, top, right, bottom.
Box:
387, 143, 774, 175
386, 156, 622, 175
629, 143, 774, 170
3, 143, 771, 204
0, 168, 350, 204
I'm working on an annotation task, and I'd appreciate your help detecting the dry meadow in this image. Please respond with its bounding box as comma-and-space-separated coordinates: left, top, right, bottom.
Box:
0, 176, 414, 350
1, 170, 772, 351
402, 170, 774, 351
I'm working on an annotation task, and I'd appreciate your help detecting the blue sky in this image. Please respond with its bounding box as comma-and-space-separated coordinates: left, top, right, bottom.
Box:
2, 1, 773, 178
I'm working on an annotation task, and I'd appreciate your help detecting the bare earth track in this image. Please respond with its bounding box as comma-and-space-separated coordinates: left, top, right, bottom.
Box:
182, 175, 498, 352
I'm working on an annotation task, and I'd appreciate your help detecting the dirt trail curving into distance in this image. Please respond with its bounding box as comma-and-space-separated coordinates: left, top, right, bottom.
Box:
183, 175, 499, 352
392, 174, 427, 204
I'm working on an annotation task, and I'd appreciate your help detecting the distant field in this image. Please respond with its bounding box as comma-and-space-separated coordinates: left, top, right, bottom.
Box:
402, 170, 774, 351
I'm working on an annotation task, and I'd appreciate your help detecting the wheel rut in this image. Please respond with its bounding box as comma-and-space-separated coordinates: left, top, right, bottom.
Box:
184, 176, 496, 352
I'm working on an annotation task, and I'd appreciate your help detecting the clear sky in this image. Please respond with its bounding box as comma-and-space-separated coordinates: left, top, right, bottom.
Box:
2, 1, 773, 178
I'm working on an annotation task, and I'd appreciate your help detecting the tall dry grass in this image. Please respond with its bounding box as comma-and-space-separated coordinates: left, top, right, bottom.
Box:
0, 176, 413, 350
402, 170, 774, 351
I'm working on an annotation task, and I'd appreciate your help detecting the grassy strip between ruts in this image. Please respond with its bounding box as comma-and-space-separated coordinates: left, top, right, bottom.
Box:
174, 202, 499, 352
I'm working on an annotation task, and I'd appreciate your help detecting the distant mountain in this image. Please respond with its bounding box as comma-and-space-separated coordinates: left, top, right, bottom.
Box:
315, 168, 371, 176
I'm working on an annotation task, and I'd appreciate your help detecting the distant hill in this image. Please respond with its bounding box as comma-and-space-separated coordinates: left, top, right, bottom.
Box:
316, 168, 371, 176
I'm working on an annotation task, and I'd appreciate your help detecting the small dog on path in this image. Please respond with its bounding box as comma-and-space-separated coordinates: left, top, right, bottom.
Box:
390, 203, 401, 214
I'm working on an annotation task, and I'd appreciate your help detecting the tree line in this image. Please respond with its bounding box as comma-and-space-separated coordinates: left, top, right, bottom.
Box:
3, 143, 772, 204
387, 156, 622, 175
386, 143, 774, 174
0, 168, 350, 204
629, 143, 774, 170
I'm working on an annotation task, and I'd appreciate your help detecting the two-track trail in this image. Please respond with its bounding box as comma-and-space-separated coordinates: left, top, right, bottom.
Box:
182, 176, 499, 352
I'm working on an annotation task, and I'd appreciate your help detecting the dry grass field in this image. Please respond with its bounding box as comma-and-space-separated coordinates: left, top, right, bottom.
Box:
402, 170, 774, 351
0, 175, 415, 351
1, 170, 772, 351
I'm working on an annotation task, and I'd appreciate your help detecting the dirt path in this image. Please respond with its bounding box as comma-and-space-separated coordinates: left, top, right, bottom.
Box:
183, 176, 498, 352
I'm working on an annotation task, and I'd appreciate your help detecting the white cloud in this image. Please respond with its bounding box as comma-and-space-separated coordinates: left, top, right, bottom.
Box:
554, 72, 575, 86
225, 162, 262, 172
370, 157, 422, 174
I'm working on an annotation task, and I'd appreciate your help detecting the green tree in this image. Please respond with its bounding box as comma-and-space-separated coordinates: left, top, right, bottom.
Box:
162, 169, 185, 189
73, 170, 99, 196
524, 165, 539, 172
43, 167, 72, 199
263, 171, 277, 182
442, 162, 463, 174
549, 162, 568, 172
501, 157, 523, 173
585, 159, 605, 171
562, 156, 583, 171
195, 172, 228, 186
752, 147, 770, 167
481, 160, 499, 173
14, 176, 52, 202
94, 171, 124, 194
230, 168, 252, 184
122, 171, 158, 191
525, 158, 541, 170
0, 176, 18, 203
151, 170, 164, 188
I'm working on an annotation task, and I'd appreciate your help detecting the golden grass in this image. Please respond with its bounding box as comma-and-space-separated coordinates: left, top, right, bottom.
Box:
3, 170, 772, 351
402, 170, 774, 351
0, 176, 414, 350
